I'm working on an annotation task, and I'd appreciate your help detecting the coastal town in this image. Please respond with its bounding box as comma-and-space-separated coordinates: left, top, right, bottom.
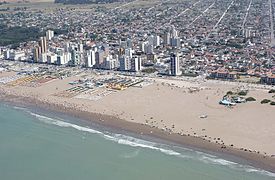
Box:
0, 0, 274, 84
0, 0, 275, 175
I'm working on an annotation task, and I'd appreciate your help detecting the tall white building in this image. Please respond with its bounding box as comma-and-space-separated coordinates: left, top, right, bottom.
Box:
9, 50, 25, 61
148, 35, 154, 46
57, 55, 65, 65
39, 37, 47, 53
126, 38, 132, 48
140, 42, 146, 52
171, 25, 178, 37
104, 58, 117, 70
170, 53, 181, 76
164, 32, 171, 45
131, 56, 142, 72
145, 44, 154, 54
85, 50, 96, 68
39, 53, 47, 63
171, 37, 181, 47
125, 48, 133, 58
46, 30, 54, 41
47, 53, 57, 64
154, 35, 160, 47
119, 56, 131, 71
71, 50, 80, 66
4, 50, 10, 59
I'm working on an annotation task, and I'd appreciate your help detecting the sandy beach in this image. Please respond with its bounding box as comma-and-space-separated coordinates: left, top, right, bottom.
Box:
0, 70, 275, 172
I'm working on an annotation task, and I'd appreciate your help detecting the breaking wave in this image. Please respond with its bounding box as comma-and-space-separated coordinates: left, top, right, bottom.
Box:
19, 109, 275, 178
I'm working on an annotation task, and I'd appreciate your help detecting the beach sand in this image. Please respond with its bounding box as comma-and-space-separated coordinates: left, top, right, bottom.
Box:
0, 71, 275, 172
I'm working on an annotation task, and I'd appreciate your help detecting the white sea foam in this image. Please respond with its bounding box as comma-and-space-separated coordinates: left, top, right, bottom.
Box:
27, 111, 275, 178
200, 156, 238, 166
121, 150, 140, 159
105, 133, 184, 157
29, 112, 103, 135
13, 106, 27, 111
245, 168, 275, 177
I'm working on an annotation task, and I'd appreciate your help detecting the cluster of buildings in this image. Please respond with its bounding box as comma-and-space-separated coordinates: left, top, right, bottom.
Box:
0, 0, 274, 84
0, 28, 181, 76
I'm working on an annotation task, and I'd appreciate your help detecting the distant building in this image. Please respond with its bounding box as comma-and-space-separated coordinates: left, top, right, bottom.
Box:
170, 53, 181, 76
145, 44, 154, 54
260, 74, 275, 85
95, 50, 105, 68
9, 50, 25, 61
164, 32, 171, 45
57, 55, 65, 65
131, 56, 142, 72
4, 50, 10, 59
71, 50, 80, 66
209, 70, 237, 80
140, 42, 146, 52
119, 56, 131, 71
171, 37, 180, 47
39, 53, 47, 63
39, 37, 47, 54
104, 58, 117, 70
153, 35, 160, 47
125, 48, 133, 58
47, 53, 57, 64
85, 50, 96, 68
126, 38, 132, 48
147, 53, 157, 63
33, 47, 40, 62
46, 30, 54, 41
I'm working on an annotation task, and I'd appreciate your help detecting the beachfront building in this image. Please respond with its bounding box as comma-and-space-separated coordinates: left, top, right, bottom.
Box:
33, 47, 41, 62
125, 48, 133, 58
131, 56, 142, 72
104, 57, 118, 70
85, 50, 96, 68
209, 69, 237, 80
39, 53, 47, 63
261, 74, 275, 85
95, 50, 105, 68
170, 53, 181, 76
71, 50, 81, 66
119, 55, 131, 71
9, 50, 26, 61
39, 37, 47, 54
47, 53, 57, 64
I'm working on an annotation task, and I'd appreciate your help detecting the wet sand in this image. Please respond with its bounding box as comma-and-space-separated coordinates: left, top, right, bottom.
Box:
0, 70, 275, 172
1, 91, 275, 173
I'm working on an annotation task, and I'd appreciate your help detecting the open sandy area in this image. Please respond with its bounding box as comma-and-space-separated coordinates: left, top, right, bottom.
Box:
0, 70, 275, 171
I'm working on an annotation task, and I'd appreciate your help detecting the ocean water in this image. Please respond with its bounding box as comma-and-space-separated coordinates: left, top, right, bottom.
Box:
0, 103, 274, 180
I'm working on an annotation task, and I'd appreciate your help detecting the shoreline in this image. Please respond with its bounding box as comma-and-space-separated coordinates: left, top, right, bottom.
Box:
1, 93, 275, 174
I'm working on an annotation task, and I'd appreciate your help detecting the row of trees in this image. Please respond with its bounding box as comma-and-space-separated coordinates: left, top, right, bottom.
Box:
0, 24, 42, 46
0, 24, 68, 47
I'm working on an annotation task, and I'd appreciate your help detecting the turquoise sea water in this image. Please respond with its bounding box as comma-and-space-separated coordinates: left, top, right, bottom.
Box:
0, 103, 274, 180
